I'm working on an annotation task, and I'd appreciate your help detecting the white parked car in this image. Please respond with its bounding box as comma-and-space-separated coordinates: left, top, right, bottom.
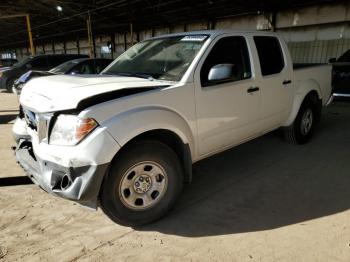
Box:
13, 30, 333, 226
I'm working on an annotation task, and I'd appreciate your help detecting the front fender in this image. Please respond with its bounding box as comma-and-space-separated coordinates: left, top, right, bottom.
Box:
282, 79, 322, 127
102, 106, 196, 159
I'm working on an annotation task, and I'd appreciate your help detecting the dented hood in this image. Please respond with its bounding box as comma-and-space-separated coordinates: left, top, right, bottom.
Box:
20, 75, 169, 112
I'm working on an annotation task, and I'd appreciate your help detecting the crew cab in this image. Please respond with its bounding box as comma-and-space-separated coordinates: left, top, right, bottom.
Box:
13, 30, 332, 226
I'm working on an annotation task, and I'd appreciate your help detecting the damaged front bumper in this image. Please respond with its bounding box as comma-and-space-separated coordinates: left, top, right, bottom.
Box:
14, 124, 120, 208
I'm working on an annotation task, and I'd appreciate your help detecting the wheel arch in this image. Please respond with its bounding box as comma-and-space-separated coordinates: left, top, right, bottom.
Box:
102, 107, 195, 183
122, 129, 192, 183
283, 80, 322, 127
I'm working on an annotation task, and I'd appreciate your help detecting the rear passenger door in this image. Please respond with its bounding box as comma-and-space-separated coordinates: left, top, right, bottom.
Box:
253, 36, 293, 130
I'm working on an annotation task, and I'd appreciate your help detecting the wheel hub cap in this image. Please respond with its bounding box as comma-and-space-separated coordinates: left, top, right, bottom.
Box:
301, 108, 313, 135
134, 175, 152, 193
119, 161, 168, 210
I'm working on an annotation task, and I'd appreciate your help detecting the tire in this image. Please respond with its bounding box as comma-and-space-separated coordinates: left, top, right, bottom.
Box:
100, 140, 184, 226
283, 98, 318, 145
6, 78, 15, 93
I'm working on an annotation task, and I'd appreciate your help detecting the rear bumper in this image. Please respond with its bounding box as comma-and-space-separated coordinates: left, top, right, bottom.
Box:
333, 93, 350, 98
15, 140, 109, 208
326, 94, 334, 106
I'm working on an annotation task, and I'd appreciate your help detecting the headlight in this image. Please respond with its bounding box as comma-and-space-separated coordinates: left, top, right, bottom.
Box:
49, 115, 98, 146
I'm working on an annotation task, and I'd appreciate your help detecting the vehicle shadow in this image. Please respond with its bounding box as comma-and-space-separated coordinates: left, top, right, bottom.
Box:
137, 103, 350, 237
0, 114, 17, 124
0, 176, 32, 187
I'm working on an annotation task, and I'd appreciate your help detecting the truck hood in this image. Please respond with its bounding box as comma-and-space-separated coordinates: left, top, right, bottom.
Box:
20, 75, 171, 112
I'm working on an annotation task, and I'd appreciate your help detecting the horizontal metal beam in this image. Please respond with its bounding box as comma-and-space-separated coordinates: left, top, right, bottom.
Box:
0, 14, 27, 19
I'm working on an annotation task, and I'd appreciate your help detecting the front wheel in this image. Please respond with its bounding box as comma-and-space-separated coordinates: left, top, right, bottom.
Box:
283, 99, 318, 144
100, 140, 183, 226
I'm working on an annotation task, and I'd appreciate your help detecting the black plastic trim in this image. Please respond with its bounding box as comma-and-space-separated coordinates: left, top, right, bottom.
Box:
76, 85, 169, 110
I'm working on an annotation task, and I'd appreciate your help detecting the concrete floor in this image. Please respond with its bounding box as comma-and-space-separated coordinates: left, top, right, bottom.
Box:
1, 91, 350, 261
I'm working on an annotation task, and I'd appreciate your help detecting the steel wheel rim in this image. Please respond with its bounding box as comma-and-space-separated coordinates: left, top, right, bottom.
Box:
300, 108, 313, 135
118, 161, 168, 210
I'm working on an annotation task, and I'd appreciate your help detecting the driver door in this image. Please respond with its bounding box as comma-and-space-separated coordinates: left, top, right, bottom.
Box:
194, 35, 262, 156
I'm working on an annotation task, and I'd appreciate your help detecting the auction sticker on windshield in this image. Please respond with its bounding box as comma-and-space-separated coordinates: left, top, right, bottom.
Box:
181, 35, 208, 41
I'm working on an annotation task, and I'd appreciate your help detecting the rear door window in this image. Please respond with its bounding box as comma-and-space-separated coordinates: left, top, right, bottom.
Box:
254, 36, 284, 76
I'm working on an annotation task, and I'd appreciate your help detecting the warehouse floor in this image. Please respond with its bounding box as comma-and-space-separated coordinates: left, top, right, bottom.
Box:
1, 91, 350, 262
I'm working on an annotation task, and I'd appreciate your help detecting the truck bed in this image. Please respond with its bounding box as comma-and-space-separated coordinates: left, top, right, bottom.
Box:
294, 64, 332, 105
293, 63, 326, 69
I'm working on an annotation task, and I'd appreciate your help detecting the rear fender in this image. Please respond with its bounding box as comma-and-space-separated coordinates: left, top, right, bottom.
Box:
282, 79, 322, 127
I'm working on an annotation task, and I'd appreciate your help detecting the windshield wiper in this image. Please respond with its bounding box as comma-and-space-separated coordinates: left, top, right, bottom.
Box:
104, 72, 155, 80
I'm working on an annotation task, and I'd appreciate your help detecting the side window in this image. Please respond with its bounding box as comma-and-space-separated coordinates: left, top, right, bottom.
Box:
29, 57, 48, 69
254, 36, 284, 76
48, 56, 71, 68
71, 61, 94, 74
201, 36, 251, 87
95, 60, 111, 73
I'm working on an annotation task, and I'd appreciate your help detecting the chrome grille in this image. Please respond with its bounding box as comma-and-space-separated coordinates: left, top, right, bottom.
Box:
24, 109, 37, 131
23, 108, 52, 143
37, 116, 49, 142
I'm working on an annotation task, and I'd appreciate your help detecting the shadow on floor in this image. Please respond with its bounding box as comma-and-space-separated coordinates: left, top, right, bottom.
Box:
0, 114, 17, 124
0, 110, 18, 113
0, 176, 32, 187
137, 102, 350, 237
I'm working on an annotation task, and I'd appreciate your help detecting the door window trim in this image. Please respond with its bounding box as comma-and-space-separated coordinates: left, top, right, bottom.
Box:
200, 35, 253, 88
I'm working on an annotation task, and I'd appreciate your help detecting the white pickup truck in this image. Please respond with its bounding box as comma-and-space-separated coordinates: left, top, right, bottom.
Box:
13, 30, 332, 226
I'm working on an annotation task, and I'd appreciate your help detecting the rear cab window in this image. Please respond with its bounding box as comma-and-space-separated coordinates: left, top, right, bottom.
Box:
253, 36, 284, 76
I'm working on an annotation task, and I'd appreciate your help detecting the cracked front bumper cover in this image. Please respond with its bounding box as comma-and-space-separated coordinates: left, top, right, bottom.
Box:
15, 141, 109, 208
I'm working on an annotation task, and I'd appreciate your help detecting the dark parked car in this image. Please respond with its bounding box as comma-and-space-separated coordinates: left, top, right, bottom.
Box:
329, 49, 350, 98
0, 58, 18, 68
0, 54, 88, 92
13, 58, 113, 94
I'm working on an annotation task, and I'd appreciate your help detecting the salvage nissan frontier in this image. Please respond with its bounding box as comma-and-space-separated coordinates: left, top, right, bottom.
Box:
13, 30, 333, 226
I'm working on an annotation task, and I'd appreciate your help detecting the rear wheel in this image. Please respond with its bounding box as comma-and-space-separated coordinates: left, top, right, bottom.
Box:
284, 98, 319, 144
100, 140, 183, 226
6, 78, 15, 93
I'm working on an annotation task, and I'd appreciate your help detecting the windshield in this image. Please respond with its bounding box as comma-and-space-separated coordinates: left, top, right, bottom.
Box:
49, 59, 85, 74
103, 35, 208, 81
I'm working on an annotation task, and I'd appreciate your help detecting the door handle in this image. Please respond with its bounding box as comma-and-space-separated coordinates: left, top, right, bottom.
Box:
283, 80, 292, 85
247, 86, 260, 93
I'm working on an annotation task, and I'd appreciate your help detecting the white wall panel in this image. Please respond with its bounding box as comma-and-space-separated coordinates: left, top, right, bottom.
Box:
216, 15, 270, 30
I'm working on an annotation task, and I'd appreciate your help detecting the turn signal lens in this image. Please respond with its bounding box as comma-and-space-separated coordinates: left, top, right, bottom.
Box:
50, 115, 99, 146
75, 118, 98, 141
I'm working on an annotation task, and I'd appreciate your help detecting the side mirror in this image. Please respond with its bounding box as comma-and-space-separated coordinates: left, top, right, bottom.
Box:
25, 63, 32, 70
329, 58, 336, 63
208, 64, 234, 81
